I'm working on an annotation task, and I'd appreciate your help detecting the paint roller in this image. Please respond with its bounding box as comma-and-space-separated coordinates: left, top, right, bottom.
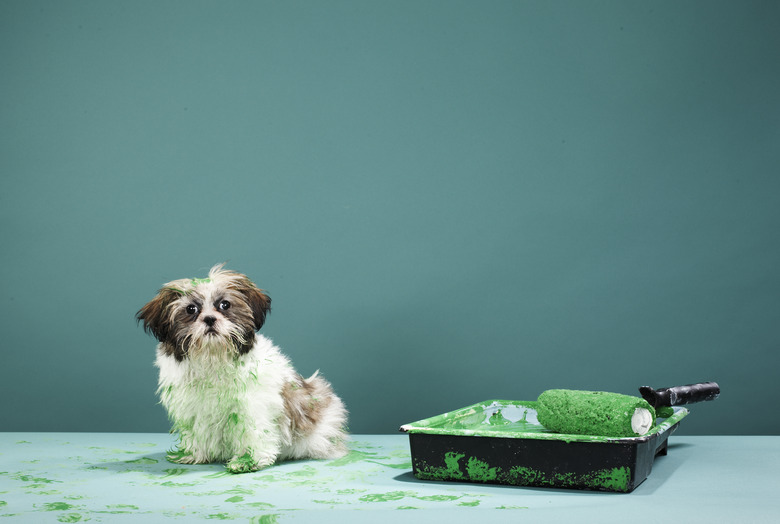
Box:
536, 382, 719, 438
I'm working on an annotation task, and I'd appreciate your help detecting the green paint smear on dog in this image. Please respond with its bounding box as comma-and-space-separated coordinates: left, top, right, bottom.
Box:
225, 495, 244, 503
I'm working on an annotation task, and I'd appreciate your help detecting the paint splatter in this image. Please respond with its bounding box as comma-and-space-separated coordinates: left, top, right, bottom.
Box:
57, 514, 86, 523
359, 491, 417, 503
327, 450, 376, 467
41, 502, 74, 511
249, 515, 279, 524
124, 457, 158, 465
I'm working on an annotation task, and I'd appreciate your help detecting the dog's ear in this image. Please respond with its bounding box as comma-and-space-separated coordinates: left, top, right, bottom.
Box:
234, 277, 271, 331
136, 288, 181, 342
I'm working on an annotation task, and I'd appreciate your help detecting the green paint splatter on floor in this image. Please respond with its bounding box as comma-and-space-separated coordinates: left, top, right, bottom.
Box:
287, 465, 318, 477
225, 495, 244, 503
42, 502, 74, 511
327, 450, 376, 467
106, 504, 139, 511
244, 502, 275, 509
415, 494, 461, 502
124, 457, 158, 465
458, 500, 480, 507
367, 460, 413, 469
249, 515, 279, 524
359, 491, 417, 502
12, 473, 60, 484
57, 514, 86, 523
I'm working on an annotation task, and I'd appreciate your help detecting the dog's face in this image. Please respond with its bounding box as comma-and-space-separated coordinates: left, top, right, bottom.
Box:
137, 265, 271, 361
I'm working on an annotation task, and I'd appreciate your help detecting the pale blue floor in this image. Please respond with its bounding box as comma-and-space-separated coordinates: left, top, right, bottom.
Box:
1, 433, 778, 522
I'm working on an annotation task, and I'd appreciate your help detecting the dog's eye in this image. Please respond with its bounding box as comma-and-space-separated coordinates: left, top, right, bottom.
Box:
219, 300, 231, 311
186, 304, 199, 315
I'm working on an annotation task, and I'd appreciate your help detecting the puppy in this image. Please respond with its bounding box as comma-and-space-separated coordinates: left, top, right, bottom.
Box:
136, 264, 348, 473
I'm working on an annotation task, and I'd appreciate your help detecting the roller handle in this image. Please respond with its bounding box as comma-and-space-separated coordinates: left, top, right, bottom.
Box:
639, 381, 720, 408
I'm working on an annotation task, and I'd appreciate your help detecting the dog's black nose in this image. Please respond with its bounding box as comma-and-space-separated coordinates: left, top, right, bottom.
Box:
203, 316, 217, 327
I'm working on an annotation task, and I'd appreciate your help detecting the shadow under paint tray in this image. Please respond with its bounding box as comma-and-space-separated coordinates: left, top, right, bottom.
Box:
399, 399, 688, 493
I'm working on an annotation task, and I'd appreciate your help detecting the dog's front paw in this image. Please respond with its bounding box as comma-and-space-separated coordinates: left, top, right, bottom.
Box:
226, 452, 270, 474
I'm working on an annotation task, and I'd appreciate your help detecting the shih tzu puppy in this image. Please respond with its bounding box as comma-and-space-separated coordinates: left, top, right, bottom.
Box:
136, 264, 348, 473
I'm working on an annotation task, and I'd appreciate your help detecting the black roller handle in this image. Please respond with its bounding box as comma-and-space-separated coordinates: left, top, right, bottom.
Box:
639, 381, 720, 408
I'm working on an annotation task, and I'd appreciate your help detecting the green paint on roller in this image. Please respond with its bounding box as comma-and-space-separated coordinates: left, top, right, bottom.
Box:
536, 389, 656, 437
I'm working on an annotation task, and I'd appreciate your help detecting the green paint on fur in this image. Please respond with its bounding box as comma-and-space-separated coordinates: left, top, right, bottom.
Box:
166, 448, 193, 464
226, 452, 257, 474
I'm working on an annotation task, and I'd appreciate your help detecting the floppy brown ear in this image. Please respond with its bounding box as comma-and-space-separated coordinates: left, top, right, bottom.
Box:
136, 288, 181, 342
232, 277, 271, 330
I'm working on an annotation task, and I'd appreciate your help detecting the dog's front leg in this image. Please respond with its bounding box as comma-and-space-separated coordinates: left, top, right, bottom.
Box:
224, 413, 282, 474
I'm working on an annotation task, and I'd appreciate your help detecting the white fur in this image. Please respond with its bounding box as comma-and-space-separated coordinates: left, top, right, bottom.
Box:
155, 334, 348, 471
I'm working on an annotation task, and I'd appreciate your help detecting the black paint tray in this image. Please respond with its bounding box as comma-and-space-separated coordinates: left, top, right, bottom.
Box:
400, 399, 688, 493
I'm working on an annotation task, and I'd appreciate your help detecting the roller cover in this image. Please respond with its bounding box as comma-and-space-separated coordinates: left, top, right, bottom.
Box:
537, 389, 656, 438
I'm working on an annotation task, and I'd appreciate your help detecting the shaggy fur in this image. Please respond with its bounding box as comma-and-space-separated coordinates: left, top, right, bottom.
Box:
137, 265, 348, 473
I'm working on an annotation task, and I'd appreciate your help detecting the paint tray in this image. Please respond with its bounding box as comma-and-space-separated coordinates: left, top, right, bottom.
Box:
400, 400, 688, 493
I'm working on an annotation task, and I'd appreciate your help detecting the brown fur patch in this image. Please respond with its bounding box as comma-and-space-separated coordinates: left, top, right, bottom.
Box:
282, 374, 335, 435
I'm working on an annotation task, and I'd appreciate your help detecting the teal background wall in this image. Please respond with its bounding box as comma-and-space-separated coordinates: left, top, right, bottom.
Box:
1, 1, 778, 435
